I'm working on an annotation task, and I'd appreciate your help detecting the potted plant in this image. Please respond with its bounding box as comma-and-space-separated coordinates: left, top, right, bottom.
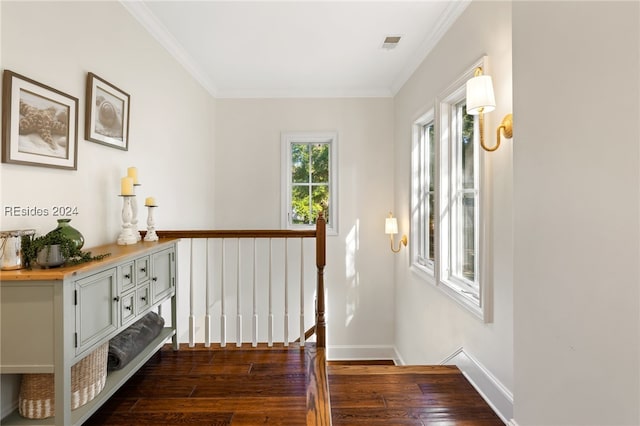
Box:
22, 228, 109, 268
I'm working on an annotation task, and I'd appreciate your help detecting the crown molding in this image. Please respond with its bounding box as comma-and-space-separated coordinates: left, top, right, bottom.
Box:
121, 0, 468, 100
120, 0, 218, 97
389, 0, 471, 96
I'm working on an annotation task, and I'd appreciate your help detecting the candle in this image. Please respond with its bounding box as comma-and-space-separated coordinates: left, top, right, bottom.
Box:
121, 177, 134, 196
145, 196, 156, 206
127, 167, 139, 185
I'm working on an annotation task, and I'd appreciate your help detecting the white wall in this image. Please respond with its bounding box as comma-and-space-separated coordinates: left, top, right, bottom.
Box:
0, 1, 215, 245
214, 98, 397, 357
512, 2, 640, 425
393, 0, 513, 396
0, 1, 215, 418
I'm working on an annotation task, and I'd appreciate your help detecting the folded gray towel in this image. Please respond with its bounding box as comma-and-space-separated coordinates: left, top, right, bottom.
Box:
108, 311, 165, 371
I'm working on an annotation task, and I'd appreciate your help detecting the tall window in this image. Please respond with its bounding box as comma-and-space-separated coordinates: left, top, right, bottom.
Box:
282, 132, 338, 234
447, 100, 479, 297
411, 58, 490, 322
411, 110, 436, 274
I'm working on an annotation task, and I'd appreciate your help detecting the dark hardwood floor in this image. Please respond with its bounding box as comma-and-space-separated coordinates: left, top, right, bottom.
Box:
84, 344, 503, 426
328, 364, 504, 426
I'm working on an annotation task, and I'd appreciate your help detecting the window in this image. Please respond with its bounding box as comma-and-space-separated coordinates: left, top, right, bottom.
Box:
411, 110, 436, 275
411, 58, 491, 322
282, 132, 338, 234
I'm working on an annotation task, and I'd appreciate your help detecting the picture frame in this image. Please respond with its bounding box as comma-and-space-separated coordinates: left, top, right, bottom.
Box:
85, 72, 130, 151
2, 70, 79, 170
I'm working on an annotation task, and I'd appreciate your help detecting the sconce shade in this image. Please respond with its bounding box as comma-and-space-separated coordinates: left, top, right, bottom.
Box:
466, 74, 496, 115
385, 217, 398, 235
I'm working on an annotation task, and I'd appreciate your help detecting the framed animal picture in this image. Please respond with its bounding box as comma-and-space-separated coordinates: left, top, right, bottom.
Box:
85, 73, 130, 151
2, 70, 79, 170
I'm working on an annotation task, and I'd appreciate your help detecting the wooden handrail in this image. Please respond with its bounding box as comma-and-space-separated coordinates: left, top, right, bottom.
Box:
150, 229, 317, 239
306, 345, 331, 425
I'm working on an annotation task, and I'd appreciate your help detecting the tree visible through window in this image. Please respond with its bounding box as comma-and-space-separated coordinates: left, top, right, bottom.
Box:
282, 132, 337, 234
291, 143, 330, 225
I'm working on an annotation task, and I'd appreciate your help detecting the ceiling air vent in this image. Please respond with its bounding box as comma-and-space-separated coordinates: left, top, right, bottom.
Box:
381, 36, 401, 50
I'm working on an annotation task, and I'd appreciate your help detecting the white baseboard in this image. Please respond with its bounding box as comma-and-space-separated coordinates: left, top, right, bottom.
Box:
326, 344, 398, 362
441, 347, 513, 424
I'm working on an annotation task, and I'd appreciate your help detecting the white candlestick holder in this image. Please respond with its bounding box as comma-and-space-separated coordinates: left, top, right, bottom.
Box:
144, 205, 159, 242
132, 184, 142, 241
117, 195, 138, 245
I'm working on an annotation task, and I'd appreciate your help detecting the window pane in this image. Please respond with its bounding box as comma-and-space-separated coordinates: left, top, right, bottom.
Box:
291, 185, 311, 224
461, 192, 475, 281
460, 103, 475, 190
427, 192, 435, 261
312, 185, 329, 223
311, 144, 329, 183
291, 144, 309, 184
426, 122, 435, 262
427, 124, 435, 192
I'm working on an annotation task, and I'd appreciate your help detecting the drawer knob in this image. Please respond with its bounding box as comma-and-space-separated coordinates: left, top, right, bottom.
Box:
124, 274, 131, 279
113, 296, 120, 302
140, 267, 147, 273
152, 277, 158, 282
125, 305, 132, 311
140, 296, 147, 301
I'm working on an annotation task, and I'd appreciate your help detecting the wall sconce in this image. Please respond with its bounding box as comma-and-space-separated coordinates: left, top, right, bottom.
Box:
385, 212, 407, 253
466, 66, 513, 152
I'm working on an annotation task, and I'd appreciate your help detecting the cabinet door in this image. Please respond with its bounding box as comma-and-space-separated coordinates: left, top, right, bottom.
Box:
75, 268, 118, 356
151, 247, 175, 304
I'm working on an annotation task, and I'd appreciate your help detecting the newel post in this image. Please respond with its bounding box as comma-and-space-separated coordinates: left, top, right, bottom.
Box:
315, 212, 326, 349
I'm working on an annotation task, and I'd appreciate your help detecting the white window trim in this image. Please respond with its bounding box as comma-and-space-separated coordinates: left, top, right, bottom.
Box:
281, 131, 338, 236
436, 56, 492, 322
410, 56, 493, 323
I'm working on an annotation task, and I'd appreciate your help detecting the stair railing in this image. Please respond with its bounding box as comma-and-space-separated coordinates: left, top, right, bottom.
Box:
146, 213, 326, 349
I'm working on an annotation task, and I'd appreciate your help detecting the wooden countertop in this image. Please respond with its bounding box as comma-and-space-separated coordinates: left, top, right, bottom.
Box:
0, 238, 178, 281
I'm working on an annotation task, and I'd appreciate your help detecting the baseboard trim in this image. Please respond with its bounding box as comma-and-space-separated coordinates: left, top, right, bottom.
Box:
326, 344, 398, 362
441, 347, 513, 424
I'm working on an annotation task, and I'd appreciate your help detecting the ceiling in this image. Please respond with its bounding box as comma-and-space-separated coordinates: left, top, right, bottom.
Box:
122, 1, 470, 98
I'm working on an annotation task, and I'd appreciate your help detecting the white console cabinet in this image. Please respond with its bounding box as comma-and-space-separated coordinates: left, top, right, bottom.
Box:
0, 239, 179, 425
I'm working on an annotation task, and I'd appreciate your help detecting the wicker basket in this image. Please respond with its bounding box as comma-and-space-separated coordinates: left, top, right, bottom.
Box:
18, 342, 108, 419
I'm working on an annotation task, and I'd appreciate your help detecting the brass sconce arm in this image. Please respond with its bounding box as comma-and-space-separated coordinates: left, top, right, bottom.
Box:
480, 112, 514, 152
389, 233, 408, 253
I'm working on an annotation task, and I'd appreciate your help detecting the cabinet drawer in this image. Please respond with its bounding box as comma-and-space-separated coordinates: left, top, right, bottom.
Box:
137, 283, 151, 314
136, 256, 150, 283
120, 291, 136, 325
119, 261, 135, 293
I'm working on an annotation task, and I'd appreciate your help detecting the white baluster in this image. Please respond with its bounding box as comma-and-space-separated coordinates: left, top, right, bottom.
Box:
205, 239, 211, 347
